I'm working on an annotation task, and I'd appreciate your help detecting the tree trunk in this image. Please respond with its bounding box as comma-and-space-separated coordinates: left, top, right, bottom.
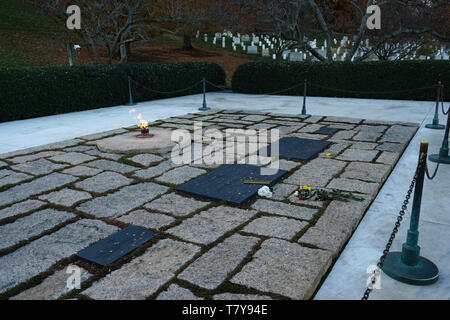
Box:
67, 43, 74, 66
119, 43, 128, 64
183, 35, 194, 50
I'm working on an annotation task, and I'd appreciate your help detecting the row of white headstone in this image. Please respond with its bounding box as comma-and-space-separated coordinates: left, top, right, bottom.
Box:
196, 30, 449, 61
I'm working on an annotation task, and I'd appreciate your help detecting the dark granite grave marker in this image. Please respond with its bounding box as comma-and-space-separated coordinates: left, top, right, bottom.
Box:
314, 127, 339, 135
75, 225, 157, 267
262, 137, 331, 161
175, 164, 287, 205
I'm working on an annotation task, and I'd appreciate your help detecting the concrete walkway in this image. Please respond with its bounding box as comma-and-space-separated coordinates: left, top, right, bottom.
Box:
0, 93, 434, 154
0, 93, 448, 300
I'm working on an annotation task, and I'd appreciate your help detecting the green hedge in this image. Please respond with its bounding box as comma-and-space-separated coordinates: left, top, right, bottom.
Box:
0, 62, 225, 122
232, 60, 450, 101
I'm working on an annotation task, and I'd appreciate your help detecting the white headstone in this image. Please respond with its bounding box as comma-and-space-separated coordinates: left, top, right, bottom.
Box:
289, 52, 303, 62
262, 48, 270, 57
247, 45, 258, 54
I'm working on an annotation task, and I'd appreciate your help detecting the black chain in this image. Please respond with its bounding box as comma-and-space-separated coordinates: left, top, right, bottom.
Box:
441, 89, 449, 115
361, 153, 425, 300
426, 159, 440, 180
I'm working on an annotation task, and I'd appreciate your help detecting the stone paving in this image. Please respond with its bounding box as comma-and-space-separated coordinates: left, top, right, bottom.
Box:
0, 109, 418, 300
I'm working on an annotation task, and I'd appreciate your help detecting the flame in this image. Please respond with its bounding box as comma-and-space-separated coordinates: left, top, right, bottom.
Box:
138, 119, 149, 130
129, 109, 136, 113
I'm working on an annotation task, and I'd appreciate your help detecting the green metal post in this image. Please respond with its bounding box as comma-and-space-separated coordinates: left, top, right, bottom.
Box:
429, 107, 450, 164
425, 82, 444, 129
301, 79, 309, 116
126, 76, 136, 106
198, 78, 210, 111
382, 141, 439, 285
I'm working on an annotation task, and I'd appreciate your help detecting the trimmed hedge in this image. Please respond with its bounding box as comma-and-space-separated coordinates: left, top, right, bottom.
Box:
0, 62, 225, 122
231, 60, 450, 101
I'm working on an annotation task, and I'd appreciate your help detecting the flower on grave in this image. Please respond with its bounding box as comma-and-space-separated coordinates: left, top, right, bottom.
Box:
326, 153, 332, 157
295, 186, 365, 202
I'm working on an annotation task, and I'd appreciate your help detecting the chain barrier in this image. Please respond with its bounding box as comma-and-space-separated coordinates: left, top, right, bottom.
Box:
131, 78, 203, 95
362, 152, 425, 300
308, 82, 437, 95
441, 90, 449, 115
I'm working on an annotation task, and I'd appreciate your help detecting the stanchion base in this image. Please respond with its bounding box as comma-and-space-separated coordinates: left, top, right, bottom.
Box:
126, 102, 136, 106
429, 154, 450, 164
425, 124, 445, 130
382, 252, 439, 286
198, 107, 211, 111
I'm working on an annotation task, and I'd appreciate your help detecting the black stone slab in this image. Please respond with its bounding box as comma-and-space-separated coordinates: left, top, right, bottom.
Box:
261, 137, 331, 161
314, 127, 339, 135
175, 164, 287, 206
75, 225, 157, 267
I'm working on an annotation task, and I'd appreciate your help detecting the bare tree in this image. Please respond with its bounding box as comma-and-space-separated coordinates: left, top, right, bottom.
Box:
262, 0, 450, 62
25, 0, 175, 64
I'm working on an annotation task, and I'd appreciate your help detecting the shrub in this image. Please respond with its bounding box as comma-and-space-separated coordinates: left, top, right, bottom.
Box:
0, 62, 225, 122
231, 60, 450, 101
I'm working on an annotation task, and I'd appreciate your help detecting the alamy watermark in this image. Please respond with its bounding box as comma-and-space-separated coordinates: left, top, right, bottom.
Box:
170, 121, 280, 175
366, 265, 382, 290
366, 5, 381, 30
66, 5, 81, 30
66, 265, 81, 290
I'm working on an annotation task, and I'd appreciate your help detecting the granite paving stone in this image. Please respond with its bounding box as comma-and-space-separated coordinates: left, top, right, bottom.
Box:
299, 124, 323, 133
83, 149, 122, 160
325, 116, 362, 124
330, 130, 357, 141
49, 152, 96, 165
10, 266, 92, 300
230, 239, 332, 299
129, 154, 164, 166
85, 160, 137, 173
246, 123, 277, 130
8, 151, 66, 164
178, 234, 259, 289
376, 142, 405, 153
0, 219, 119, 294
0, 173, 77, 207
314, 199, 371, 235
11, 159, 68, 176
348, 142, 378, 150
213, 293, 272, 300
337, 149, 379, 162
63, 145, 95, 153
156, 284, 203, 300
303, 115, 324, 123
299, 226, 349, 258
0, 209, 75, 250
341, 162, 391, 182
271, 183, 297, 200
242, 216, 308, 240
116, 210, 175, 230
284, 158, 347, 188
0, 170, 32, 187
74, 171, 133, 193
144, 193, 210, 217
0, 200, 46, 221
38, 188, 92, 207
155, 166, 207, 185
76, 182, 169, 218
327, 178, 379, 195
61, 165, 103, 177
133, 161, 179, 179
376, 151, 399, 165
241, 115, 269, 122
352, 125, 387, 142
380, 125, 417, 143
251, 199, 317, 220
82, 239, 200, 300
168, 206, 257, 245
